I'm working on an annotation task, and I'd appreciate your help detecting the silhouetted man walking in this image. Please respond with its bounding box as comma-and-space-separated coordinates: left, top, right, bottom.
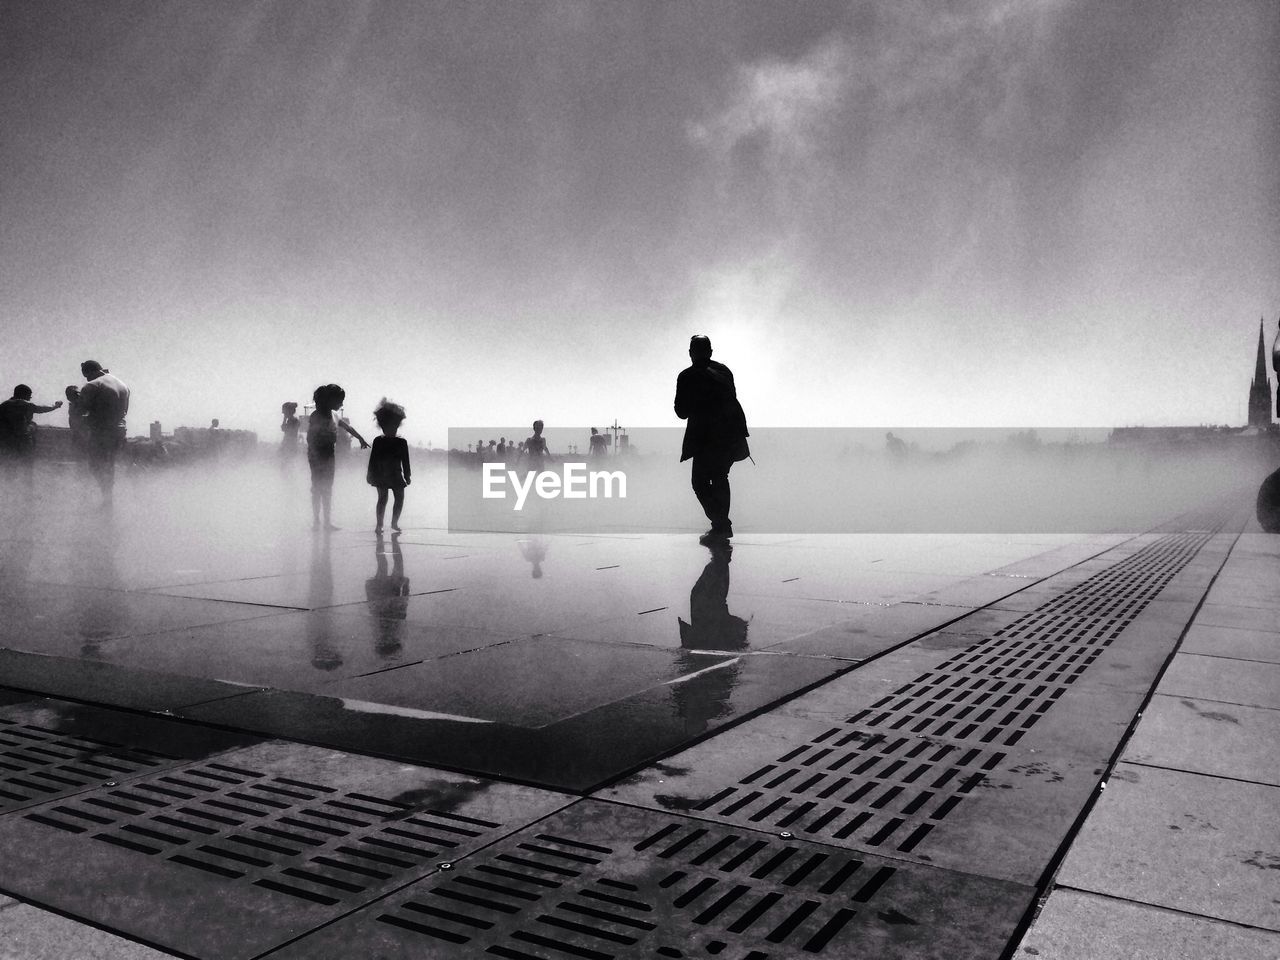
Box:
675, 335, 750, 542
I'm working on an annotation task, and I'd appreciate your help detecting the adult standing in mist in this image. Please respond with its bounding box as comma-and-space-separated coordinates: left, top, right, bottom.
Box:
674, 335, 750, 542
78, 361, 130, 502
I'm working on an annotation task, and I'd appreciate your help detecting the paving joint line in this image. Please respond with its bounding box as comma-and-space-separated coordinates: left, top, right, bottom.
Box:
994, 517, 1245, 960
1049, 883, 1280, 935
1115, 759, 1279, 790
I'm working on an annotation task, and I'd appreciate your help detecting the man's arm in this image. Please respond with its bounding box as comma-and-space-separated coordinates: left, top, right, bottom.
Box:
674, 369, 692, 420
22, 400, 63, 415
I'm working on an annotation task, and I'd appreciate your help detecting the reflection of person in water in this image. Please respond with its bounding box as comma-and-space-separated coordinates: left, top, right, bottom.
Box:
518, 537, 547, 578
366, 532, 410, 657
672, 540, 748, 734
679, 541, 748, 652
307, 532, 342, 671
675, 336, 750, 543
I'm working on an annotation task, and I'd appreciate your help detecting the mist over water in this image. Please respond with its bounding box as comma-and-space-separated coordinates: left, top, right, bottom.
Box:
448, 428, 1277, 534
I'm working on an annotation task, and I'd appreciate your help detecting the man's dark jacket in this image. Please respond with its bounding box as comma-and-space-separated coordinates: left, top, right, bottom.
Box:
674, 359, 750, 463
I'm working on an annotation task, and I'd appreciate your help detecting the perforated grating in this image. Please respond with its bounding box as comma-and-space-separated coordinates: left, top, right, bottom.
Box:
0, 743, 570, 959
23, 758, 502, 906
0, 718, 179, 812
270, 799, 1030, 960
678, 531, 1215, 852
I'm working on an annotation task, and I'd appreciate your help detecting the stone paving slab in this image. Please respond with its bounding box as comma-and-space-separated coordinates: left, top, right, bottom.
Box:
1180, 623, 1280, 664
1122, 694, 1280, 786
1016, 888, 1280, 960
0, 588, 287, 658
0, 741, 573, 960
0, 650, 256, 714
1156, 653, 1280, 709
1056, 762, 1280, 930
1189, 602, 1279, 632
0, 895, 180, 960
87, 610, 520, 692
175, 651, 847, 792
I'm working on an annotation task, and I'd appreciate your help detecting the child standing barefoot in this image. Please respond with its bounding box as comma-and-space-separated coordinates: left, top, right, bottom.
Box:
367, 399, 410, 532
308, 384, 369, 530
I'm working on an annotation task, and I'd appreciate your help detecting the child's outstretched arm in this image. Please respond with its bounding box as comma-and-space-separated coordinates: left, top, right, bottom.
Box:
340, 419, 370, 448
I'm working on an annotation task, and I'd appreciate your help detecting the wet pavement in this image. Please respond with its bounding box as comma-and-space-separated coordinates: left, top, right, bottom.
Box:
0, 465, 1274, 957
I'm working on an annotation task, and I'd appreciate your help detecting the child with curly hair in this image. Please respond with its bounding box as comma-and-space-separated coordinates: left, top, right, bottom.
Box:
367, 398, 411, 532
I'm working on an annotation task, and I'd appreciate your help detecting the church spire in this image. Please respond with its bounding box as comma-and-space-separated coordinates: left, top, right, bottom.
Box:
1256, 318, 1269, 386
1248, 317, 1272, 428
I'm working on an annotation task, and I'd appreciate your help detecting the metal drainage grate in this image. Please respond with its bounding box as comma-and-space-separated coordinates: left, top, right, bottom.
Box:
663, 531, 1215, 852
23, 758, 500, 906
270, 800, 1031, 960
0, 717, 179, 812
0, 744, 569, 960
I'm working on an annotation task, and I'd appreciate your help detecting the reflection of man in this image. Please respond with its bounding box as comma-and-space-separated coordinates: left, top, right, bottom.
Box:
78, 360, 130, 500
678, 542, 748, 652
673, 541, 747, 734
675, 335, 750, 543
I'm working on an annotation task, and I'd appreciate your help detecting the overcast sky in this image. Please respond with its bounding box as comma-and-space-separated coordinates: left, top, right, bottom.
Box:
2, 0, 1277, 442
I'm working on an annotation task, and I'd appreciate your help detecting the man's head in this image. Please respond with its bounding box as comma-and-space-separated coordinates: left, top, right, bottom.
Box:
12, 384, 32, 400
81, 360, 105, 381
590, 427, 598, 435
689, 335, 713, 364
65, 386, 80, 402
533, 419, 544, 435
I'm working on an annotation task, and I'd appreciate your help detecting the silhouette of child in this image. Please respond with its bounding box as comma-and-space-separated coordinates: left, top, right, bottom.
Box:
367, 398, 410, 532
308, 384, 368, 530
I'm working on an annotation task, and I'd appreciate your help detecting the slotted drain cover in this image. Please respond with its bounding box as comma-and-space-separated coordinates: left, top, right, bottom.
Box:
0, 741, 571, 960
0, 698, 258, 813
605, 530, 1227, 883
270, 799, 1031, 960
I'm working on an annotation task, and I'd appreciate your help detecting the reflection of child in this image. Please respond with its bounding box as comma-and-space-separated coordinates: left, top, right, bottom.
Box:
367, 398, 411, 533
308, 384, 368, 530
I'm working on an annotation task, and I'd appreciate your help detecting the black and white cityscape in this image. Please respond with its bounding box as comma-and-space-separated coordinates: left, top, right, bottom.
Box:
1, 4, 1278, 959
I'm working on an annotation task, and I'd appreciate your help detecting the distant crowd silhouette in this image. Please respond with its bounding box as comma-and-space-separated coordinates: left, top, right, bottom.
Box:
3, 335, 755, 542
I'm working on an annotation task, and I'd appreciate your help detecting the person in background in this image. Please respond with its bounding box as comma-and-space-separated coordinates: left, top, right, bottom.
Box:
589, 427, 608, 459
78, 360, 130, 502
520, 420, 550, 473
0, 384, 63, 483
366, 398, 411, 533
64, 386, 87, 455
280, 402, 300, 468
308, 383, 368, 531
